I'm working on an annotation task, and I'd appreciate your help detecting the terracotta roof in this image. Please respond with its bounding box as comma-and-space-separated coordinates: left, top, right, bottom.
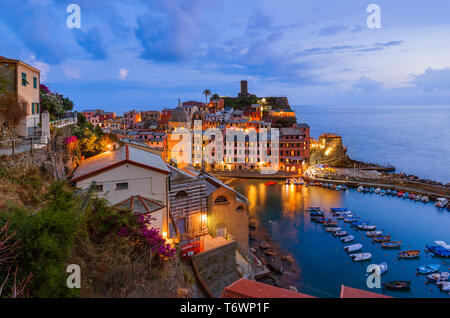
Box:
114, 195, 165, 214
222, 279, 315, 298
70, 145, 169, 182
340, 285, 392, 298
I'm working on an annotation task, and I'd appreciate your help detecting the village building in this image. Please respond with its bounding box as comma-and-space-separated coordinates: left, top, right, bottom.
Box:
0, 56, 41, 137
69, 144, 171, 235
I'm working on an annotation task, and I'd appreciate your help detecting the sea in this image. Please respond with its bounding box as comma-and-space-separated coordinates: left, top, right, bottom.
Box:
292, 105, 450, 184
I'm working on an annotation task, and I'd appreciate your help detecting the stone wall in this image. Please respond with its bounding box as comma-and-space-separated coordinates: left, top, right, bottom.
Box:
191, 242, 240, 298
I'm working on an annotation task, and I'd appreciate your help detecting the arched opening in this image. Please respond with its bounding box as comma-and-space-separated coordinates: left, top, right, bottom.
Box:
214, 196, 228, 205
236, 206, 244, 212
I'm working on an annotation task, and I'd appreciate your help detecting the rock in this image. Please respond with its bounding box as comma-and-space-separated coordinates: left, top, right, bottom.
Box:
265, 250, 277, 256
268, 257, 283, 274
177, 288, 189, 298
282, 255, 295, 264
289, 286, 298, 292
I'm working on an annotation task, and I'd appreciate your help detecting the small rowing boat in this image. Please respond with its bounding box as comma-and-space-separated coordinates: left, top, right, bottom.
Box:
372, 235, 391, 243
417, 264, 440, 274
366, 231, 382, 237
427, 272, 449, 283
334, 231, 348, 237
340, 235, 354, 243
436, 281, 450, 291
264, 181, 277, 186
398, 250, 420, 259
345, 243, 363, 253
381, 241, 402, 248
357, 224, 376, 231
371, 262, 388, 275
325, 227, 341, 232
383, 281, 410, 290
350, 252, 372, 262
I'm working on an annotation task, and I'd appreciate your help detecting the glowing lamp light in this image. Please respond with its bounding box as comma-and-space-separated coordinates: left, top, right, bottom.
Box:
162, 232, 167, 238
202, 214, 207, 222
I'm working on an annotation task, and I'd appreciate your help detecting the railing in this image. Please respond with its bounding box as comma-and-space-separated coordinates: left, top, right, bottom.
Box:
0, 136, 46, 156
50, 116, 77, 128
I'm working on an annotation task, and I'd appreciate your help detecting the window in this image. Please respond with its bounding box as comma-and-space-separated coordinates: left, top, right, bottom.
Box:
236, 206, 244, 212
175, 191, 188, 198
21, 72, 28, 86
116, 182, 129, 190
33, 77, 37, 89
94, 185, 103, 192
214, 196, 228, 204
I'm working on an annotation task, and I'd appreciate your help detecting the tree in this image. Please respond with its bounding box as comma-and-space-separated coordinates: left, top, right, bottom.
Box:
39, 84, 75, 119
0, 181, 81, 297
0, 92, 28, 136
211, 93, 220, 100
202, 89, 211, 104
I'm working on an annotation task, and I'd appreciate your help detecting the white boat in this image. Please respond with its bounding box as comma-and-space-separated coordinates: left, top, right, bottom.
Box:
375, 188, 381, 194
357, 224, 376, 230
437, 281, 450, 292
292, 178, 299, 185
298, 177, 305, 185
435, 198, 448, 208
414, 195, 422, 201
421, 196, 429, 203
357, 186, 363, 192
345, 243, 363, 253
334, 231, 348, 237
341, 235, 354, 243
285, 178, 291, 184
326, 227, 341, 232
350, 253, 372, 262
366, 230, 382, 237
370, 262, 388, 275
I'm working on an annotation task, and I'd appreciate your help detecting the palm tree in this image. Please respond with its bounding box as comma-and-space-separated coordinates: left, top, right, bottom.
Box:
202, 89, 211, 104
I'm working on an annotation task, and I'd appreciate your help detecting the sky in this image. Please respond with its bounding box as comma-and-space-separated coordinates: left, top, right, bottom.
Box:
2, 0, 450, 113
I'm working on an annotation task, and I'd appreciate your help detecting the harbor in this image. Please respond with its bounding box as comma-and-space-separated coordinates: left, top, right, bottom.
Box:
227, 178, 450, 298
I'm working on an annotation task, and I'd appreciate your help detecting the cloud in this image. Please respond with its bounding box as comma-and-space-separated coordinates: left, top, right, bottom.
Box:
118, 68, 129, 80
412, 67, 450, 93
73, 28, 107, 60
352, 76, 383, 93
318, 25, 347, 36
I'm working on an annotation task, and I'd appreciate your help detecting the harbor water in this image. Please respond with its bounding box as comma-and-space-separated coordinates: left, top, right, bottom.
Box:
293, 104, 450, 183
229, 179, 450, 298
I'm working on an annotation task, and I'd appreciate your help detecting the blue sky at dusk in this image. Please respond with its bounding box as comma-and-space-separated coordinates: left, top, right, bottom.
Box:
2, 0, 450, 113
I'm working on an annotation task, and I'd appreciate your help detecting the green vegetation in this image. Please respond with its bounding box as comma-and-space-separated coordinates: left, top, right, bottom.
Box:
202, 89, 211, 104
39, 84, 74, 120
71, 113, 118, 161
223, 96, 258, 110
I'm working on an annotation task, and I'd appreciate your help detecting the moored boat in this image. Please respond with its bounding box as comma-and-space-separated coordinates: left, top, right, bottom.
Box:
325, 227, 341, 232
363, 187, 369, 193
414, 195, 422, 201
357, 224, 376, 231
340, 235, 354, 243
396, 191, 403, 197
370, 262, 388, 275
436, 281, 450, 292
427, 272, 449, 283
383, 281, 410, 290
391, 190, 397, 196
350, 252, 372, 262
285, 178, 290, 184
366, 230, 383, 237
381, 241, 402, 248
334, 230, 348, 237
398, 250, 420, 259
344, 243, 363, 253
417, 264, 440, 274
421, 196, 429, 203
409, 193, 416, 200
386, 189, 391, 195
380, 189, 386, 196
435, 198, 449, 208
373, 235, 391, 243
264, 181, 277, 186
369, 187, 375, 193
357, 186, 363, 192
344, 217, 358, 223
374, 188, 381, 194
403, 192, 409, 198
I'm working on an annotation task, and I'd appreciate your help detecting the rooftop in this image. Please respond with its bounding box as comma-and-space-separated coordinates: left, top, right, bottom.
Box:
340, 285, 392, 298
222, 279, 315, 298
70, 145, 169, 182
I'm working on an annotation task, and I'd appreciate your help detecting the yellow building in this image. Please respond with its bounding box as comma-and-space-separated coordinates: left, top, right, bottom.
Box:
0, 56, 41, 137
